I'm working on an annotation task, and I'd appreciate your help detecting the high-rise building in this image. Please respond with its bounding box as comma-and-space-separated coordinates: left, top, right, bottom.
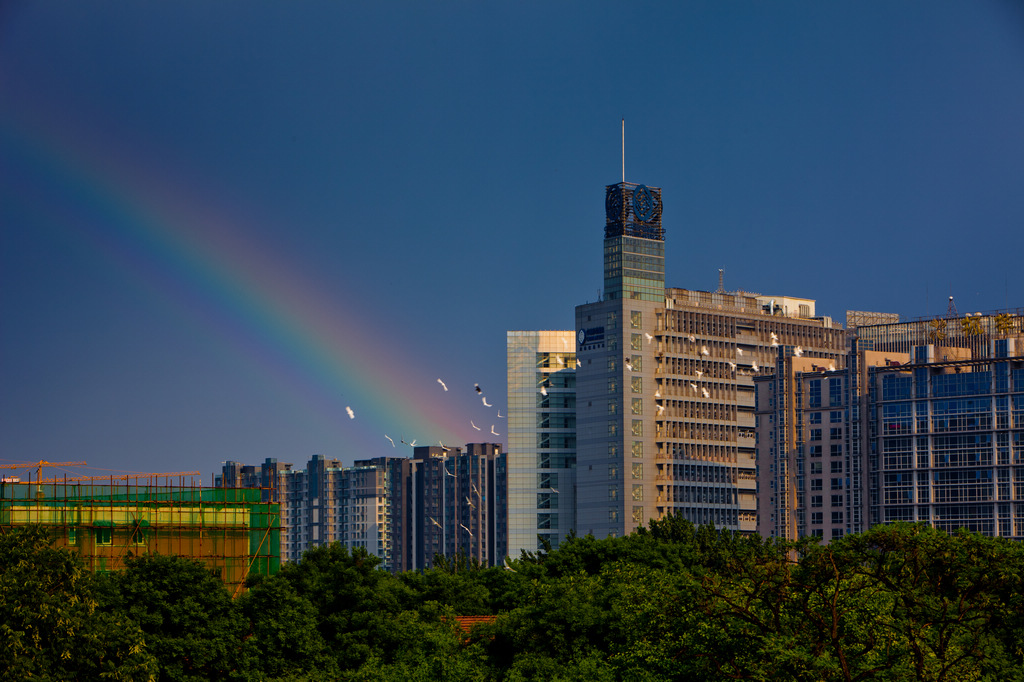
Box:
574, 181, 846, 538
757, 309, 1024, 542
506, 331, 577, 555
218, 444, 506, 571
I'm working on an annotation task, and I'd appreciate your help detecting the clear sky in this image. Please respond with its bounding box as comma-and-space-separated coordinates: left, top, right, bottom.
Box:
2, 1, 1023, 481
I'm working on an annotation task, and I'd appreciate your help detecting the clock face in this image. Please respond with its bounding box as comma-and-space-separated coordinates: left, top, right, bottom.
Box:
577, 329, 586, 345
632, 184, 657, 223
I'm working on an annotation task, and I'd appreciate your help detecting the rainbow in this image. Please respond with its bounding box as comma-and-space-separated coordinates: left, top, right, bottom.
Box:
1, 110, 480, 463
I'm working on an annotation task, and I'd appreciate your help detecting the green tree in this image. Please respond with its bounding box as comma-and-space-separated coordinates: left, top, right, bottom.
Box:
0, 525, 156, 681
96, 553, 246, 681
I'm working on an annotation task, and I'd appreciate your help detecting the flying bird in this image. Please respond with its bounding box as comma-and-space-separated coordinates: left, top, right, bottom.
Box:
695, 369, 703, 378
654, 386, 661, 398
409, 439, 417, 447
752, 361, 759, 372
828, 364, 836, 372
702, 387, 710, 398
497, 409, 505, 419
474, 383, 482, 394
794, 346, 803, 357
491, 425, 500, 436
701, 345, 709, 356
482, 397, 492, 407
737, 348, 744, 356
688, 335, 696, 343
385, 435, 395, 447
439, 441, 451, 452
690, 382, 698, 392
429, 516, 442, 529
540, 386, 548, 396
345, 406, 355, 419
470, 420, 481, 431
576, 359, 582, 368
657, 404, 665, 415
460, 523, 474, 537
443, 466, 455, 477
645, 332, 653, 343
625, 358, 633, 372
729, 361, 737, 370
437, 378, 448, 391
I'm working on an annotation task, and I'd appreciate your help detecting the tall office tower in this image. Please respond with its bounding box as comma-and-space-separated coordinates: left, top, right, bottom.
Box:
755, 344, 907, 541
506, 331, 577, 555
411, 443, 507, 569
575, 181, 846, 538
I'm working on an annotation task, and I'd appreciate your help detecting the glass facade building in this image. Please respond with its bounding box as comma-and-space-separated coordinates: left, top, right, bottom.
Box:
506, 331, 577, 554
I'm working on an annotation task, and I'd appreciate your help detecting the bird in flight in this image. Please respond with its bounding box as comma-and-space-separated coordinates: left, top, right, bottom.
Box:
437, 378, 448, 391
474, 383, 482, 394
645, 332, 653, 343
497, 409, 505, 419
540, 386, 548, 396
429, 516, 442, 529
702, 387, 710, 398
794, 346, 803, 357
491, 425, 500, 436
384, 435, 395, 447
482, 397, 492, 407
345, 406, 355, 419
688, 334, 696, 343
701, 346, 710, 356
690, 382, 698, 392
657, 404, 665, 415
470, 420, 481, 431
737, 348, 744, 356
752, 361, 759, 372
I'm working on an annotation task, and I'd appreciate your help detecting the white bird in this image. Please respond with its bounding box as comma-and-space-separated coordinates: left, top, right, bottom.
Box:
701, 345, 710, 356
385, 435, 395, 447
688, 334, 696, 343
625, 359, 634, 372
771, 339, 779, 348
345, 406, 355, 419
556, 355, 565, 366
690, 382, 698, 392
497, 409, 505, 419
482, 396, 492, 407
737, 348, 744, 356
443, 465, 455, 477
465, 496, 475, 508
794, 346, 803, 357
504, 558, 517, 572
828, 364, 836, 372
540, 386, 548, 396
491, 425, 500, 436
576, 359, 582, 368
770, 332, 778, 341
429, 516, 442, 529
409, 439, 417, 447
470, 420, 481, 431
645, 332, 653, 344
654, 386, 661, 398
695, 369, 703, 378
460, 523, 473, 537
729, 361, 737, 370
752, 361, 759, 372
439, 441, 451, 452
437, 378, 448, 391
657, 404, 665, 415
702, 387, 710, 398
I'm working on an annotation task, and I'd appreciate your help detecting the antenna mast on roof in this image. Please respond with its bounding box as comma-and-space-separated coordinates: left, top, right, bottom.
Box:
717, 268, 726, 294
621, 118, 625, 183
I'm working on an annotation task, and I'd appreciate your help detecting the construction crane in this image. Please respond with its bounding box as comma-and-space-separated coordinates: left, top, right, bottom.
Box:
0, 460, 87, 482
39, 471, 202, 484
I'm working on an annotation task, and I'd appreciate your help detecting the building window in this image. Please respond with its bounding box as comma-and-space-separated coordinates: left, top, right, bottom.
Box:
830, 461, 843, 474
830, 411, 842, 423
632, 484, 644, 501
831, 511, 844, 525
609, 510, 619, 523
631, 419, 643, 437
831, 478, 843, 490
631, 334, 642, 351
809, 429, 822, 441
831, 494, 844, 507
95, 528, 112, 545
810, 462, 822, 474
608, 399, 618, 414
810, 495, 823, 508
632, 506, 644, 523
808, 380, 822, 408
830, 427, 843, 440
632, 441, 643, 458
608, 443, 618, 457
632, 398, 643, 415
631, 376, 643, 393
811, 512, 823, 524
809, 412, 822, 424
608, 379, 618, 394
631, 355, 643, 372
631, 311, 642, 329
811, 479, 823, 491
608, 464, 618, 480
608, 423, 618, 436
609, 486, 619, 501
608, 358, 617, 372
632, 463, 643, 479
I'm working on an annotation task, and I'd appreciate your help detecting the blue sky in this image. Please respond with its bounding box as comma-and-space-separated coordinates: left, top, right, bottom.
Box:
2, 1, 1023, 480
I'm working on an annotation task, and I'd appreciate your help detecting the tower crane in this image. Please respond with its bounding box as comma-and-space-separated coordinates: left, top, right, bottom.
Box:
0, 460, 87, 482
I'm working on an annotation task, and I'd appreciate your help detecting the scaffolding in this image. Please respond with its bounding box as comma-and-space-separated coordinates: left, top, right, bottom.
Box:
0, 479, 279, 596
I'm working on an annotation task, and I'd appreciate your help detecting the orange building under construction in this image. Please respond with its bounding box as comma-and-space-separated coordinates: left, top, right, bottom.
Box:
0, 478, 280, 595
